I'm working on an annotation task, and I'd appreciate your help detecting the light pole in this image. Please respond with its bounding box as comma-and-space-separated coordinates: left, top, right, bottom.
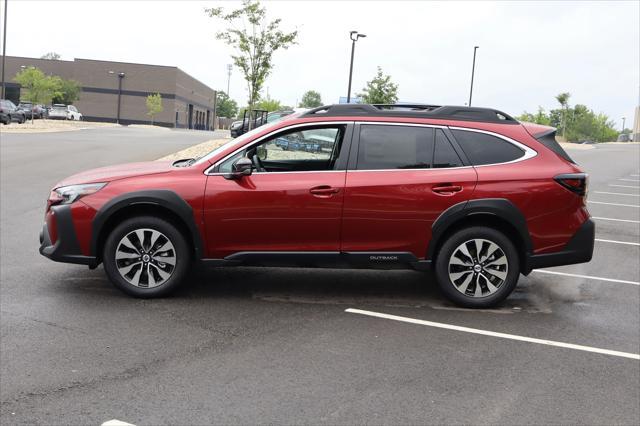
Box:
226, 64, 232, 96
468, 46, 479, 107
109, 71, 125, 124
622, 116, 626, 132
1, 0, 8, 98
347, 30, 366, 104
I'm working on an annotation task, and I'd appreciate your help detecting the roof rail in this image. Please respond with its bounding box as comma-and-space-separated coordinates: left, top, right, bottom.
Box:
301, 103, 518, 124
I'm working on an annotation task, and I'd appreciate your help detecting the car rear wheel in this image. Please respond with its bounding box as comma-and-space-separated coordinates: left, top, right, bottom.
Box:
434, 226, 520, 308
103, 216, 191, 298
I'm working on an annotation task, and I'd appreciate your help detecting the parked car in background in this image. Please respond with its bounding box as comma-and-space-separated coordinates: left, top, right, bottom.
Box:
39, 105, 50, 119
17, 102, 47, 119
0, 99, 26, 124
230, 109, 294, 138
274, 135, 322, 153
39, 103, 594, 308
48, 104, 83, 121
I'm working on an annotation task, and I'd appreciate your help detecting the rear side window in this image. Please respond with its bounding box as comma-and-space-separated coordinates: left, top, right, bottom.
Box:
536, 130, 574, 163
433, 130, 463, 168
357, 125, 434, 170
451, 129, 524, 166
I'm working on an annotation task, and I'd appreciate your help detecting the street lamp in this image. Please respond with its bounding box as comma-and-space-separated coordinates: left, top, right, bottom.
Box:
226, 64, 232, 96
347, 30, 366, 104
1, 0, 8, 98
622, 116, 626, 132
108, 70, 125, 124
468, 46, 479, 107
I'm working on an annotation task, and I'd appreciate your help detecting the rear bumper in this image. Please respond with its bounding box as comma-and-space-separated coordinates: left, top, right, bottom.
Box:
39, 204, 98, 267
525, 218, 595, 273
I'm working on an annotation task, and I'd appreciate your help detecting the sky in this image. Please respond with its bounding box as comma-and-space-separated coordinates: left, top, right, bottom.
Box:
2, 0, 639, 127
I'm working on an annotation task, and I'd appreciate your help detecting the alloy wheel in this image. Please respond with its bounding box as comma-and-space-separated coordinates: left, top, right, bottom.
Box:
448, 238, 508, 298
115, 228, 176, 288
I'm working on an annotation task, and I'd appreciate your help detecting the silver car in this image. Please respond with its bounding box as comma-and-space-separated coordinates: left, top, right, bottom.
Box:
48, 104, 83, 120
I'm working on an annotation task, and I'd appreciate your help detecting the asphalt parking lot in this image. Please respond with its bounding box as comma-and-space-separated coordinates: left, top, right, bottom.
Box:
0, 128, 638, 425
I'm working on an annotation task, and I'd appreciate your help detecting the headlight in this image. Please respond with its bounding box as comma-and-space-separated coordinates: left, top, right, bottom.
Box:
231, 121, 242, 129
51, 183, 107, 205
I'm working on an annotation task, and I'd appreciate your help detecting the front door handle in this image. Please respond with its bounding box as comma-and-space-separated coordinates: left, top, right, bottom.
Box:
432, 184, 463, 195
310, 185, 340, 197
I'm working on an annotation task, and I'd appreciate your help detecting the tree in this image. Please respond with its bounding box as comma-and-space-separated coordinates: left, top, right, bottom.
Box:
256, 96, 281, 112
517, 96, 619, 143
13, 67, 57, 122
51, 78, 81, 105
206, 0, 297, 130
555, 92, 571, 138
299, 90, 322, 108
357, 67, 399, 104
40, 52, 61, 60
145, 93, 164, 125
216, 91, 238, 118
516, 106, 551, 126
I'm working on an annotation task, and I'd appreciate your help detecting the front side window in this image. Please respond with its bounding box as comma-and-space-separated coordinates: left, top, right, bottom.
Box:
357, 125, 434, 170
218, 125, 345, 173
451, 129, 524, 165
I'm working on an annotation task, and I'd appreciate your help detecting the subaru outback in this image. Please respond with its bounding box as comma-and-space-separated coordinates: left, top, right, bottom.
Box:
39, 104, 594, 307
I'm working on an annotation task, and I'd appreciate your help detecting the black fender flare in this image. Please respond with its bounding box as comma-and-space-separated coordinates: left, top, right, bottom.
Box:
90, 190, 204, 259
426, 198, 532, 261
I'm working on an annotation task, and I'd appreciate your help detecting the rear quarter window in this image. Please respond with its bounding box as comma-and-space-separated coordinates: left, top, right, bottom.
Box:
451, 129, 525, 166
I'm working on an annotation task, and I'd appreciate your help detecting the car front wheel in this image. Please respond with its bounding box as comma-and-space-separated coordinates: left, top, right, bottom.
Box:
103, 216, 191, 298
434, 226, 520, 308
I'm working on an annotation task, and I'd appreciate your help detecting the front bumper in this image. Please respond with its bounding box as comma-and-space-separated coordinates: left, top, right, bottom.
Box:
525, 218, 595, 273
39, 204, 98, 267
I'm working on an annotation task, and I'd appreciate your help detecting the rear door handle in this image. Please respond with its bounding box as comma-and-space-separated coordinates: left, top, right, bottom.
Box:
432, 184, 463, 195
310, 185, 340, 197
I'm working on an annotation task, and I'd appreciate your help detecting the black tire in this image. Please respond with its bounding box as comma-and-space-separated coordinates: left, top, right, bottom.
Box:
103, 216, 191, 298
434, 226, 520, 308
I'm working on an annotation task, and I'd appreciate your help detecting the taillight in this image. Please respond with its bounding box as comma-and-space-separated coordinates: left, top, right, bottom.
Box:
554, 173, 588, 196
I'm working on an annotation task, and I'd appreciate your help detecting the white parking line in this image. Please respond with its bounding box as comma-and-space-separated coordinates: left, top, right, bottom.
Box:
102, 421, 136, 426
595, 238, 640, 246
593, 216, 640, 223
631, 174, 639, 177
588, 201, 639, 208
619, 178, 640, 182
593, 191, 640, 197
533, 269, 640, 286
609, 184, 640, 189
345, 308, 640, 360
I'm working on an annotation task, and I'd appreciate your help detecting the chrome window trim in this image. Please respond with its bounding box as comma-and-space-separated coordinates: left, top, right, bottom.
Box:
348, 165, 474, 173
204, 121, 352, 175
204, 121, 538, 175
448, 126, 538, 167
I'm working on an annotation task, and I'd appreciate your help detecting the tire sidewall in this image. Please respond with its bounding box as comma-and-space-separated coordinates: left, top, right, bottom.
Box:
435, 226, 520, 308
103, 216, 191, 298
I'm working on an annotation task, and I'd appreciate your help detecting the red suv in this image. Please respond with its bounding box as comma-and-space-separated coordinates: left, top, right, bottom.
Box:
39, 104, 594, 307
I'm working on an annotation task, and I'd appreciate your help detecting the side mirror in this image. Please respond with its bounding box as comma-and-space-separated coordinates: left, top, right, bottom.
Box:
225, 157, 253, 180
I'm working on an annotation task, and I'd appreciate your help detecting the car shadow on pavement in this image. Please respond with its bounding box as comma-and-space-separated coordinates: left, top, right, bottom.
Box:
50, 264, 557, 314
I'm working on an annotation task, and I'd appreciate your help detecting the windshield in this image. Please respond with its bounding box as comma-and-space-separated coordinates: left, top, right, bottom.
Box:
194, 114, 302, 165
